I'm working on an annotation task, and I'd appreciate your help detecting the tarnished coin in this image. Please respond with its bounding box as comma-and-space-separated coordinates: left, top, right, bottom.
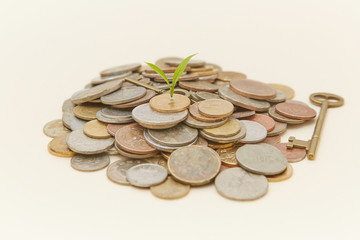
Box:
218, 86, 270, 112
199, 121, 246, 144
268, 106, 305, 124
144, 130, 197, 152
189, 102, 227, 123
100, 86, 146, 105
48, 134, 75, 158
179, 81, 218, 92
91, 71, 132, 85
168, 146, 221, 185
267, 121, 287, 136
73, 103, 105, 120
198, 99, 234, 118
238, 120, 267, 143
215, 167, 268, 201
126, 164, 167, 187
231, 110, 256, 119
216, 147, 240, 166
149, 93, 190, 113
100, 108, 132, 119
71, 79, 124, 104
115, 123, 157, 154
236, 143, 287, 175
217, 71, 247, 82
114, 143, 158, 159
107, 159, 148, 185
150, 177, 190, 200
106, 123, 128, 136
262, 135, 281, 144
96, 110, 133, 124
243, 114, 276, 132
66, 129, 114, 154
132, 103, 188, 129
275, 102, 317, 120
230, 79, 276, 100
154, 74, 199, 82
268, 90, 286, 103
43, 119, 71, 138
269, 83, 295, 100
83, 120, 111, 139
165, 59, 205, 67
272, 143, 307, 163
147, 123, 198, 147
267, 164, 293, 182
100, 63, 141, 77
203, 118, 241, 138
184, 114, 228, 129
71, 153, 110, 172
111, 90, 156, 108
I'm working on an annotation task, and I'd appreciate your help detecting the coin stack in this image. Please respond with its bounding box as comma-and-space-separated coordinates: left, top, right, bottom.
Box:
44, 57, 317, 201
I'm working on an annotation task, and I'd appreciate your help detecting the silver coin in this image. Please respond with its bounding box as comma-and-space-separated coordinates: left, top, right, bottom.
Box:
66, 129, 114, 154
198, 74, 218, 81
107, 159, 147, 185
126, 164, 167, 188
268, 105, 305, 124
165, 59, 205, 67
144, 130, 198, 152
62, 98, 75, 112
238, 120, 267, 143
114, 143, 158, 159
236, 143, 288, 175
268, 90, 286, 103
106, 146, 119, 155
199, 120, 246, 143
100, 63, 141, 77
100, 86, 146, 105
189, 91, 202, 102
184, 114, 228, 129
218, 86, 270, 112
70, 116, 88, 131
101, 108, 132, 119
43, 119, 71, 138
195, 91, 221, 100
91, 71, 132, 85
96, 110, 134, 124
267, 121, 287, 136
152, 82, 169, 90
132, 103, 188, 129
215, 167, 268, 201
71, 153, 110, 172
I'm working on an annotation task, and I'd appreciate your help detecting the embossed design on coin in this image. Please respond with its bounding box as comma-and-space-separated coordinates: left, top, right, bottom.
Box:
126, 164, 167, 187
107, 159, 147, 185
216, 147, 240, 166
43, 119, 70, 138
150, 177, 190, 199
71, 153, 110, 171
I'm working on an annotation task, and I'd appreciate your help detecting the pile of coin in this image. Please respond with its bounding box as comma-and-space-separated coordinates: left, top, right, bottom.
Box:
43, 57, 317, 201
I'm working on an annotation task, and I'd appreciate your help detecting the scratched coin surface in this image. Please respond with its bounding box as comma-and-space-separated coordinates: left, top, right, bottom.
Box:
149, 93, 190, 113
217, 71, 247, 81
238, 120, 267, 143
236, 143, 287, 175
179, 81, 218, 92
267, 121, 287, 136
73, 103, 105, 120
230, 79, 276, 100
243, 114, 276, 132
48, 134, 75, 157
275, 102, 317, 120
100, 63, 141, 77
66, 129, 114, 154
272, 143, 307, 163
100, 86, 146, 105
215, 167, 268, 201
268, 105, 305, 124
203, 118, 241, 137
107, 159, 148, 185
184, 114, 228, 129
216, 147, 240, 166
83, 120, 111, 139
267, 164, 293, 182
126, 164, 167, 187
198, 99, 234, 118
189, 102, 227, 123
71, 153, 110, 172
111, 90, 156, 108
43, 119, 70, 138
150, 176, 191, 200
269, 83, 295, 100
168, 145, 221, 185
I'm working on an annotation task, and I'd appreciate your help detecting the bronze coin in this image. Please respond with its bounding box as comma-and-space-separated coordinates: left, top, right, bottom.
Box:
268, 106, 305, 124
149, 93, 190, 113
243, 114, 276, 132
111, 90, 156, 109
73, 103, 105, 120
198, 99, 234, 118
83, 120, 111, 139
262, 135, 281, 144
267, 164, 293, 182
48, 134, 75, 157
272, 143, 307, 163
217, 71, 247, 82
203, 118, 241, 138
216, 147, 240, 166
43, 119, 71, 138
269, 83, 295, 100
189, 102, 227, 123
184, 114, 228, 129
267, 121, 287, 136
207, 141, 235, 149
194, 136, 208, 146
231, 110, 256, 119
115, 123, 157, 155
47, 143, 74, 158
230, 79, 276, 100
179, 81, 218, 93
106, 123, 128, 136
275, 102, 317, 120
150, 176, 191, 200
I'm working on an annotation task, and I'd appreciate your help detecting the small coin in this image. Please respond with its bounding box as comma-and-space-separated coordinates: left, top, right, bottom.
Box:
268, 90, 286, 103
83, 120, 111, 139
275, 102, 317, 120
243, 114, 276, 132
261, 135, 281, 144
48, 134, 75, 157
238, 120, 267, 143
111, 90, 156, 109
216, 147, 240, 166
217, 71, 247, 82
267, 164, 293, 182
126, 164, 167, 188
149, 93, 190, 113
269, 83, 295, 100
91, 72, 132, 85
230, 79, 276, 100
106, 123, 128, 136
268, 106, 305, 124
184, 114, 228, 129
73, 103, 105, 120
165, 59, 205, 67
203, 118, 241, 138
100, 108, 132, 119
107, 159, 147, 185
100, 63, 141, 77
66, 129, 114, 154
272, 143, 307, 163
267, 121, 287, 136
114, 143, 158, 159
179, 81, 218, 92
231, 110, 256, 119
215, 167, 268, 201
198, 99, 234, 118
96, 110, 134, 124
236, 143, 288, 175
47, 143, 74, 158
150, 177, 190, 200
71, 153, 110, 172
43, 119, 71, 138
218, 86, 270, 112
189, 102, 227, 123
100, 86, 146, 105
199, 121, 246, 143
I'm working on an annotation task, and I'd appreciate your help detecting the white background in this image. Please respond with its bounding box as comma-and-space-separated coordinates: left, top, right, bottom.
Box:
1, 0, 359, 239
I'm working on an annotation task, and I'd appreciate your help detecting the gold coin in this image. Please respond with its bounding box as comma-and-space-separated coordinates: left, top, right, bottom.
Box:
194, 137, 208, 146
198, 99, 234, 118
83, 120, 111, 139
267, 164, 293, 182
194, 70, 218, 76
48, 134, 75, 157
217, 71, 247, 82
150, 177, 190, 200
43, 119, 70, 138
160, 151, 170, 160
269, 83, 295, 100
189, 67, 213, 73
216, 147, 240, 166
149, 93, 190, 113
203, 118, 241, 138
207, 141, 234, 149
73, 103, 104, 120
47, 143, 74, 158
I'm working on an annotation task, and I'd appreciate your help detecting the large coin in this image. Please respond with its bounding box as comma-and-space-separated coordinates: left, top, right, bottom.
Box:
150, 177, 190, 200
202, 118, 241, 137
71, 153, 110, 171
230, 79, 276, 100
107, 159, 147, 185
43, 119, 71, 138
149, 93, 190, 113
100, 86, 146, 105
126, 164, 167, 187
238, 120, 267, 143
236, 143, 287, 175
179, 81, 218, 92
111, 90, 156, 109
217, 71, 247, 82
100, 63, 141, 77
268, 106, 305, 124
83, 120, 111, 139
168, 145, 221, 185
215, 167, 268, 200
184, 114, 228, 129
275, 102, 317, 120
198, 99, 234, 118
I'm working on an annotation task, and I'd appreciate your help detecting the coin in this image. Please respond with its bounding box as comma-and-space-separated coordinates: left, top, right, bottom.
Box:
165, 59, 205, 67
275, 102, 317, 120
238, 120, 267, 143
179, 81, 218, 92
106, 123, 128, 136
132, 103, 188, 129
243, 114, 276, 132
100, 108, 132, 119
168, 145, 221, 185
198, 99, 234, 118
71, 153, 110, 172
115, 123, 157, 154
142, 72, 175, 79
126, 164, 167, 188
143, 130, 197, 152
184, 114, 228, 129
269, 83, 295, 100
199, 121, 246, 143
207, 141, 235, 149
268, 106, 305, 124
216, 147, 240, 166
43, 119, 71, 138
189, 102, 227, 123
194, 136, 208, 146
190, 67, 213, 73
73, 103, 105, 120
149, 93, 190, 113
147, 123, 198, 147
217, 71, 247, 82
100, 86, 146, 105
83, 120, 111, 139
48, 134, 75, 157
271, 143, 307, 163
144, 66, 190, 73
96, 110, 133, 124
100, 63, 141, 77
111, 90, 156, 108
268, 90, 286, 103
218, 86, 270, 112
114, 143, 158, 159
231, 110, 256, 119
62, 111, 74, 129
215, 167, 268, 201
91, 72, 132, 85
267, 164, 293, 182
107, 159, 144, 185
71, 79, 124, 104
198, 74, 218, 82
193, 70, 218, 77
66, 129, 114, 154
164, 88, 191, 98
203, 118, 241, 137
150, 177, 190, 200
236, 143, 287, 175
70, 115, 88, 131
154, 74, 199, 82
155, 56, 183, 68
261, 135, 281, 144
230, 79, 276, 100
47, 143, 74, 158
267, 121, 287, 136
62, 98, 75, 112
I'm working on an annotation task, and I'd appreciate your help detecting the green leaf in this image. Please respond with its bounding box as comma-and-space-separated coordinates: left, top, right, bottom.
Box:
172, 53, 198, 89
145, 62, 171, 89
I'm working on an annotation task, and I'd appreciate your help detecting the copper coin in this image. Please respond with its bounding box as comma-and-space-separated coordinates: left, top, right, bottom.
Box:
168, 145, 221, 186
115, 123, 157, 154
267, 121, 287, 136
262, 135, 281, 144
272, 143, 307, 163
154, 74, 199, 82
189, 102, 227, 123
243, 114, 276, 132
179, 81, 218, 93
198, 74, 218, 82
269, 83, 295, 100
73, 103, 105, 120
217, 71, 247, 82
203, 118, 241, 138
48, 134, 75, 158
230, 79, 276, 100
216, 147, 240, 166
144, 66, 190, 73
114, 143, 158, 159
267, 164, 293, 182
193, 70, 218, 77
106, 123, 128, 136
268, 106, 305, 124
111, 90, 156, 109
198, 99, 234, 118
275, 102, 317, 120
47, 143, 75, 158
184, 114, 228, 129
43, 119, 71, 138
83, 120, 111, 139
231, 110, 256, 119
149, 93, 190, 113
100, 63, 141, 77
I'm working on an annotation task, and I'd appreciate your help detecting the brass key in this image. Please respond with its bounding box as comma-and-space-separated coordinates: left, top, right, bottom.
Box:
287, 92, 344, 160
125, 77, 165, 94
